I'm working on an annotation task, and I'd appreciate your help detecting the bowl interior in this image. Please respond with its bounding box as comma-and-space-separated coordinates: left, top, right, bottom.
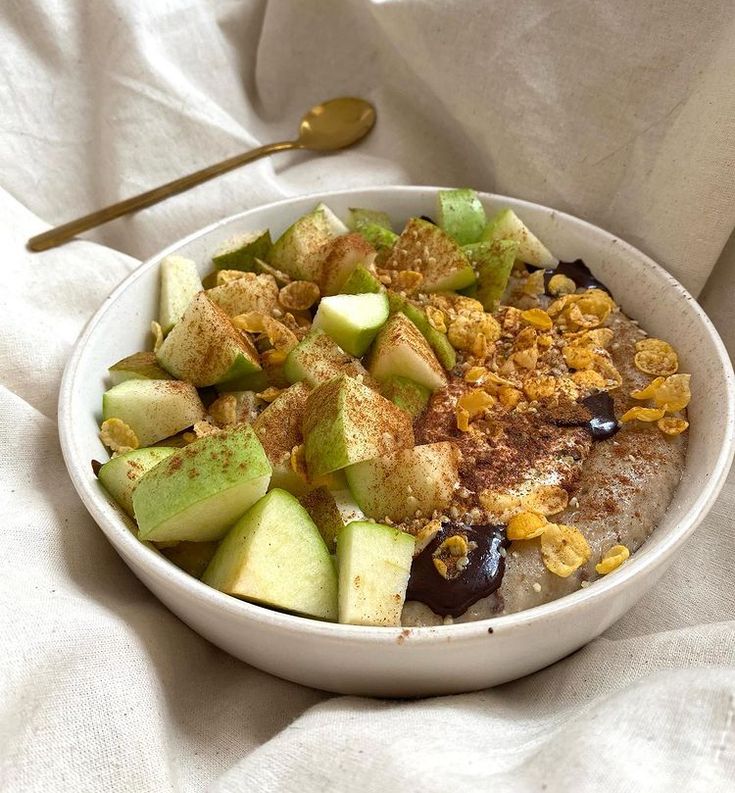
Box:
60, 186, 735, 640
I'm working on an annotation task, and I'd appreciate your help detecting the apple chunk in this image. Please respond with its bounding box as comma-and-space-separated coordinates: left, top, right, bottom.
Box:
133, 424, 272, 543
336, 521, 414, 626
97, 447, 175, 517
302, 375, 414, 478
312, 292, 389, 357
156, 292, 261, 387
284, 329, 373, 388
202, 489, 337, 621
368, 312, 447, 392
159, 255, 203, 334
108, 351, 173, 386
102, 379, 206, 447
345, 442, 460, 522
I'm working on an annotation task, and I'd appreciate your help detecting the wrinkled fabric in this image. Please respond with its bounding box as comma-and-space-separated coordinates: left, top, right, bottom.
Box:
1, 2, 733, 791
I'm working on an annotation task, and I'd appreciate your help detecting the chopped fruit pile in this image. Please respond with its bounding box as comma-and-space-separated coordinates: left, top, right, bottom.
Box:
93, 190, 691, 626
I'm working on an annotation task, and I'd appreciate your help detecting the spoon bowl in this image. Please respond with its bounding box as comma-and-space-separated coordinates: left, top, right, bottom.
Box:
297, 97, 376, 151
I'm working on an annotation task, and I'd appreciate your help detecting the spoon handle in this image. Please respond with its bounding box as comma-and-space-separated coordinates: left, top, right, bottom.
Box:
27, 140, 298, 252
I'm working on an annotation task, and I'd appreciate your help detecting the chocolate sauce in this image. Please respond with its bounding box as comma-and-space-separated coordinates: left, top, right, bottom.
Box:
543, 259, 611, 295
419, 215, 437, 225
406, 522, 509, 618
552, 392, 620, 441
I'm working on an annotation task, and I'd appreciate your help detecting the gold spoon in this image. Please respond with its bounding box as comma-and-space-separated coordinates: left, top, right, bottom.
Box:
27, 97, 376, 252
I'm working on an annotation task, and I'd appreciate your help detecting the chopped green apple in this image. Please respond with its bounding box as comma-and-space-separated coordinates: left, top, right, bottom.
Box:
133, 424, 272, 543
380, 375, 431, 418
347, 207, 393, 231
314, 202, 349, 235
465, 239, 520, 311
269, 206, 335, 282
108, 351, 173, 386
480, 208, 556, 267
384, 217, 475, 292
336, 521, 414, 626
202, 488, 337, 621
437, 188, 487, 245
206, 273, 279, 316
369, 313, 447, 392
156, 292, 261, 387
345, 442, 460, 522
159, 255, 204, 335
252, 382, 311, 495
387, 293, 456, 371
97, 447, 176, 516
212, 230, 272, 271
312, 292, 389, 357
341, 265, 384, 295
303, 375, 414, 478
319, 233, 377, 296
102, 379, 206, 447
161, 541, 218, 579
284, 329, 373, 388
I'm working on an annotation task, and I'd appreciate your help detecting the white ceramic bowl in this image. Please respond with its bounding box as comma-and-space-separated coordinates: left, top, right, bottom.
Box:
59, 187, 735, 697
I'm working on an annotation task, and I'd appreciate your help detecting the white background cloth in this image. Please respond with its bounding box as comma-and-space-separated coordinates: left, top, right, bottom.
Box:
1, 1, 734, 790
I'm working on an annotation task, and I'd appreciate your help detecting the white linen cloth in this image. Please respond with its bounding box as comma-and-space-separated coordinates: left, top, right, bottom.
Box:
1, 1, 734, 790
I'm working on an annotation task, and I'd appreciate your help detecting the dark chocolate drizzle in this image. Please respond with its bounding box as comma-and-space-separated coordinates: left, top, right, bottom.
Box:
419, 214, 437, 225
544, 259, 611, 295
406, 522, 509, 618
553, 391, 620, 441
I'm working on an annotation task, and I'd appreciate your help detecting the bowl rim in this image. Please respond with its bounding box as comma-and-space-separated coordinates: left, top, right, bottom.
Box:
59, 185, 735, 645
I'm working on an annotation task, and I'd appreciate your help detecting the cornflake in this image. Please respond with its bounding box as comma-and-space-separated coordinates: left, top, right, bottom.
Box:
657, 416, 689, 436
547, 273, 576, 296
456, 406, 470, 432
522, 485, 569, 516
426, 305, 447, 334
571, 370, 607, 392
540, 523, 591, 577
652, 374, 691, 412
192, 420, 221, 438
595, 544, 630, 575
208, 394, 238, 427
257, 387, 283, 403
507, 511, 548, 540
479, 489, 521, 521
498, 386, 523, 410
523, 376, 558, 402
464, 366, 487, 384
414, 519, 442, 556
279, 280, 320, 311
522, 269, 546, 297
99, 418, 139, 454
458, 389, 495, 419
620, 405, 667, 423
151, 321, 164, 353
634, 338, 678, 376
630, 377, 666, 401
393, 270, 424, 292
520, 308, 553, 331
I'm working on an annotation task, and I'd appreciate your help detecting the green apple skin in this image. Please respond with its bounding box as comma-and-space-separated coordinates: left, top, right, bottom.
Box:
436, 188, 487, 245
161, 541, 218, 579
102, 379, 206, 447
336, 521, 414, 626
319, 233, 377, 296
211, 230, 272, 271
269, 207, 334, 282
387, 293, 456, 371
108, 351, 173, 386
380, 375, 431, 418
132, 424, 272, 543
303, 375, 415, 478
156, 292, 261, 387
346, 208, 393, 232
368, 313, 447, 392
97, 447, 176, 516
345, 441, 460, 522
284, 329, 374, 389
206, 273, 279, 317
202, 488, 338, 621
384, 217, 475, 292
159, 255, 204, 335
465, 239, 519, 311
314, 202, 349, 235
480, 208, 556, 267
341, 265, 384, 295
252, 382, 312, 495
312, 292, 389, 357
